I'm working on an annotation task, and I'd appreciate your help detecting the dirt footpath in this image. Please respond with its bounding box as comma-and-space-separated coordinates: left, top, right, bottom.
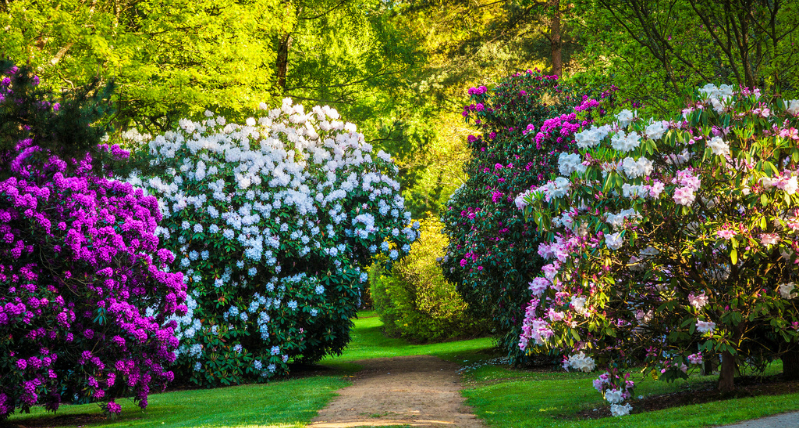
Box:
309, 355, 484, 428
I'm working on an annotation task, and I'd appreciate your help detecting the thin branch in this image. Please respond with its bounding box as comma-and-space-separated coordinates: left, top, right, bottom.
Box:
299, 0, 349, 20
50, 42, 74, 66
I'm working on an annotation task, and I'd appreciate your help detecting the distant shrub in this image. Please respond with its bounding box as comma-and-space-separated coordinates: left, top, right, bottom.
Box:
370, 216, 487, 342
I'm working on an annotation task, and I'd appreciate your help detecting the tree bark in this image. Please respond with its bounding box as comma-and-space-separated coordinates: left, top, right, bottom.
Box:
701, 355, 716, 375
718, 351, 736, 392
276, 31, 293, 92
782, 350, 799, 380
550, 0, 562, 77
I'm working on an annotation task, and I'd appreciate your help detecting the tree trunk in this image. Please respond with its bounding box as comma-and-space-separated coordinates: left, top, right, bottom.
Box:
550, 0, 562, 77
782, 350, 799, 380
276, 32, 293, 92
701, 355, 716, 375
718, 351, 736, 392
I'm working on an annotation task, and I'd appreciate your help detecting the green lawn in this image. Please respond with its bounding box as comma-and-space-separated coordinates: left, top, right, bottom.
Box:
464, 368, 799, 427
319, 310, 495, 366
7, 376, 349, 428
462, 352, 799, 427
8, 311, 799, 428
6, 310, 493, 428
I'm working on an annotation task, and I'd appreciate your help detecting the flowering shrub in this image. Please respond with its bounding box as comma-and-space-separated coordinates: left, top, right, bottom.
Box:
370, 216, 488, 342
517, 85, 799, 415
0, 65, 186, 419
129, 99, 418, 386
440, 70, 616, 362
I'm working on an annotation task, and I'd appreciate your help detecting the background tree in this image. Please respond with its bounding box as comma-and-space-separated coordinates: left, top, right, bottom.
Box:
569, 0, 799, 112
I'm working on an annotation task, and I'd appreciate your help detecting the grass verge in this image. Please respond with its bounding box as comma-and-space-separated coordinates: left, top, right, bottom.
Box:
7, 375, 350, 428
462, 358, 799, 427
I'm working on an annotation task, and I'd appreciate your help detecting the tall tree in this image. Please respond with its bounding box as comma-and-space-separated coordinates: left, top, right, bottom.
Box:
1, 0, 284, 131
569, 0, 799, 111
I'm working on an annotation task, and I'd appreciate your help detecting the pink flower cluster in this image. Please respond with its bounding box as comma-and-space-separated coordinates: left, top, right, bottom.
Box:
673, 168, 701, 205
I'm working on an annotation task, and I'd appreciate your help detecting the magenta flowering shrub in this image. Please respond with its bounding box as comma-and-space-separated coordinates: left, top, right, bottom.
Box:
517, 85, 799, 415
440, 70, 616, 362
0, 65, 186, 419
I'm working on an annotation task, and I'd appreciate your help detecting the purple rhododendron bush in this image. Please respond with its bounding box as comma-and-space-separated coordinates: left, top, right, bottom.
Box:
440, 70, 618, 363
516, 85, 799, 416
0, 65, 186, 418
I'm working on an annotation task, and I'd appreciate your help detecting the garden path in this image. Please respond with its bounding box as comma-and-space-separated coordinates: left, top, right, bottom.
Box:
719, 411, 799, 428
309, 355, 483, 428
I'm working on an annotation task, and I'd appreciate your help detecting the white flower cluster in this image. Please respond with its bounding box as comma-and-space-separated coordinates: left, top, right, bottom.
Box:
565, 351, 596, 372
558, 153, 587, 176
574, 125, 611, 149
616, 109, 637, 127
780, 282, 797, 299
610, 131, 641, 152
534, 177, 571, 201
707, 136, 730, 157
698, 83, 734, 113
621, 156, 653, 179
610, 403, 633, 417
644, 120, 669, 140
788, 100, 799, 116
605, 209, 639, 231
129, 98, 418, 380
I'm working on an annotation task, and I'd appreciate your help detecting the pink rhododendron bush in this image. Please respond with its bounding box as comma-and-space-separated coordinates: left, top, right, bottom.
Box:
0, 66, 186, 419
126, 99, 417, 387
516, 85, 799, 416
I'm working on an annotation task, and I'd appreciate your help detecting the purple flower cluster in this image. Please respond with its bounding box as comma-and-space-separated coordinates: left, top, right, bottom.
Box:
0, 68, 186, 418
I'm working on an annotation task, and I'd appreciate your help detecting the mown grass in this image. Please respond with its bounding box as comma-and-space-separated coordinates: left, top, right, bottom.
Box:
462, 351, 799, 427
7, 376, 349, 428
6, 310, 492, 428
319, 310, 495, 368
331, 311, 799, 427
464, 368, 799, 427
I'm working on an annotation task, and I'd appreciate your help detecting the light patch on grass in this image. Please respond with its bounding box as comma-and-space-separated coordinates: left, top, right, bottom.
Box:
320, 312, 495, 364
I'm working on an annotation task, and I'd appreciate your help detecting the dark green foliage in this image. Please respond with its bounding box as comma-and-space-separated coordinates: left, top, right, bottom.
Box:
0, 61, 115, 177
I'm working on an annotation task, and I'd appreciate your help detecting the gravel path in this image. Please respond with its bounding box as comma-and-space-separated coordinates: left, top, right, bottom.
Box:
718, 411, 799, 428
308, 355, 483, 428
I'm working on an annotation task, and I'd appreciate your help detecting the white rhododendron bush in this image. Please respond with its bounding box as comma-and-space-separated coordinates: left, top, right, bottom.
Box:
516, 86, 799, 416
127, 99, 418, 386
